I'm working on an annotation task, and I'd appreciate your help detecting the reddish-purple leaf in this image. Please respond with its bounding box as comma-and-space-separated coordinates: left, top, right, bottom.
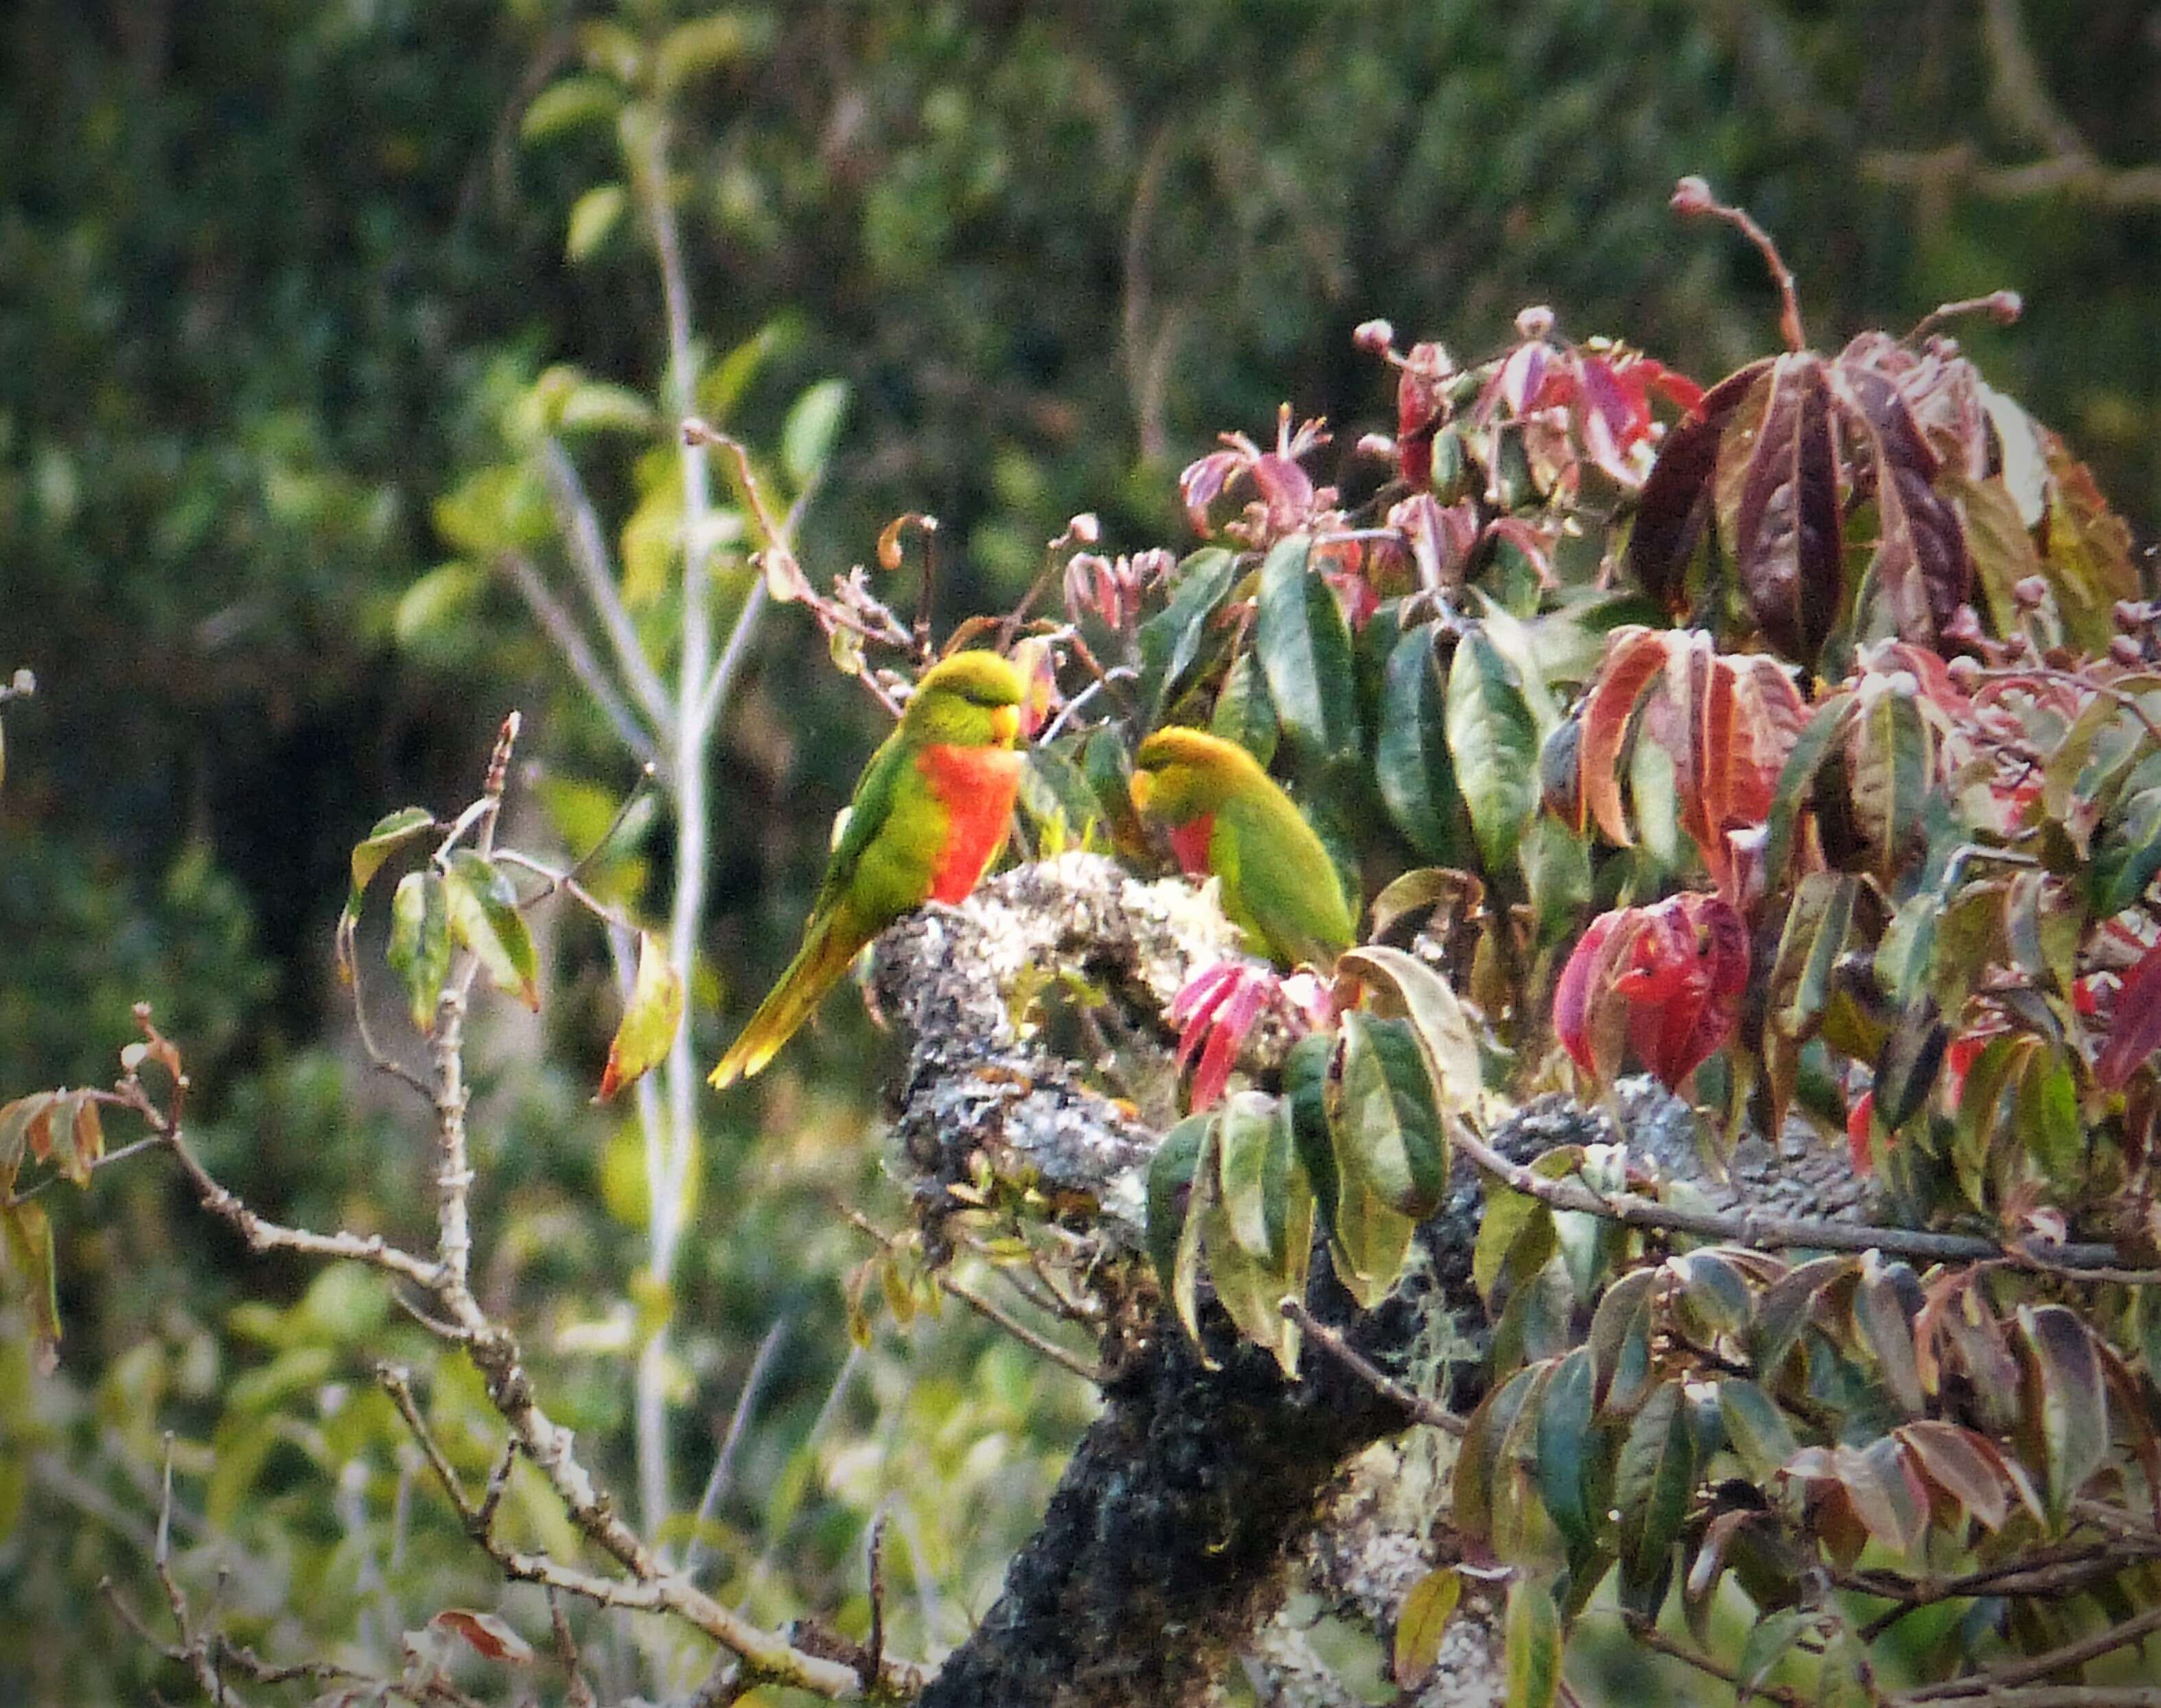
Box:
1626, 360, 1773, 612
1577, 627, 1672, 846
1840, 365, 1972, 643
1895, 1421, 2009, 1534
2094, 938, 2161, 1088
1733, 354, 1842, 662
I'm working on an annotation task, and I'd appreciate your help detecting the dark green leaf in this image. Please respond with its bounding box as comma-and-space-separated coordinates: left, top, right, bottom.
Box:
1256, 535, 1361, 765
2016, 1302, 2109, 1528
1332, 1013, 1448, 1219
1718, 1380, 1801, 1481
1446, 629, 1539, 879
1146, 1114, 1210, 1293
1137, 546, 1238, 717
1376, 624, 1470, 864
1614, 1378, 1691, 1619
1534, 1347, 1598, 1551
1736, 1608, 1814, 1701
1210, 648, 1278, 765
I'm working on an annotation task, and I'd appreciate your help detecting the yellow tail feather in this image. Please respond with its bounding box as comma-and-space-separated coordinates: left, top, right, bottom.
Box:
707, 910, 867, 1089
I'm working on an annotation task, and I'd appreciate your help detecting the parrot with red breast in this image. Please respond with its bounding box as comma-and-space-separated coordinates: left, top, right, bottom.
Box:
708, 650, 1026, 1087
1129, 726, 1355, 970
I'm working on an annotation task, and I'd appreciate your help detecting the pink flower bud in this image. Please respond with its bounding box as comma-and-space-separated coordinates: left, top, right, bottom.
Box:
1352, 319, 1396, 354
1514, 305, 1555, 341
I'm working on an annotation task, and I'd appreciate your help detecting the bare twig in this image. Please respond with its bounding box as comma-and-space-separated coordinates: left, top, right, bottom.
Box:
539, 437, 675, 739
937, 1269, 1107, 1386
500, 551, 660, 770
1281, 1299, 1465, 1436
1669, 176, 1806, 352
686, 1317, 791, 1580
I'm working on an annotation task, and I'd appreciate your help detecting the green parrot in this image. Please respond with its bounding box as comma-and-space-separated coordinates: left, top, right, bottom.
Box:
709, 650, 1026, 1088
1129, 726, 1356, 969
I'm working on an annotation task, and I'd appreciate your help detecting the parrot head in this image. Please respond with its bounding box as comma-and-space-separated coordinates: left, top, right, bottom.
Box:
902, 650, 1026, 748
1129, 726, 1255, 824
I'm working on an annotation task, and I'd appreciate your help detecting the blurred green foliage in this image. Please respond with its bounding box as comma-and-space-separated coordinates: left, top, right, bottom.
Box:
0, 0, 2153, 1700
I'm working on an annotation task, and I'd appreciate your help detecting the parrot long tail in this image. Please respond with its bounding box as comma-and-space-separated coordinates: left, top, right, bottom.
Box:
708, 908, 868, 1089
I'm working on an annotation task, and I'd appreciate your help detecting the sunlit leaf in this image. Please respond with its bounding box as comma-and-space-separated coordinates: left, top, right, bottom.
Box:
1503, 1575, 1561, 1708
781, 379, 850, 488
1446, 628, 1538, 877
443, 851, 540, 1010
566, 183, 627, 261
1, 1201, 58, 1374
597, 931, 683, 1101
1392, 1566, 1462, 1683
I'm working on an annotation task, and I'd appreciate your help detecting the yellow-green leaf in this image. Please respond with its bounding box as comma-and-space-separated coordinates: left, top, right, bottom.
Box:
566, 183, 627, 261
443, 851, 540, 1009
387, 870, 453, 1033
1393, 1566, 1463, 1683
597, 931, 683, 1100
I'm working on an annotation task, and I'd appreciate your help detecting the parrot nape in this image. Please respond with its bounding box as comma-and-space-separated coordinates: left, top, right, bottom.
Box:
1129, 726, 1356, 969
708, 649, 1027, 1088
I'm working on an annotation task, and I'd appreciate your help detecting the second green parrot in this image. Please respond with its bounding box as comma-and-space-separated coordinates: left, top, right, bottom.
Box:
1129, 726, 1356, 969
709, 650, 1026, 1088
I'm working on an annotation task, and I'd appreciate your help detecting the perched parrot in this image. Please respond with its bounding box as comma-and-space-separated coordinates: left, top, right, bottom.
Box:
708, 649, 1026, 1088
1129, 726, 1356, 969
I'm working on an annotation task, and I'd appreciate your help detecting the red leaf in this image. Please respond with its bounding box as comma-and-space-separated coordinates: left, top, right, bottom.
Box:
1732, 354, 1842, 662
1626, 360, 1774, 612
430, 1609, 534, 1665
1578, 627, 1672, 846
1554, 910, 1624, 1081
1839, 365, 1973, 643
2094, 938, 2161, 1088
1555, 893, 1748, 1092
1396, 343, 1452, 488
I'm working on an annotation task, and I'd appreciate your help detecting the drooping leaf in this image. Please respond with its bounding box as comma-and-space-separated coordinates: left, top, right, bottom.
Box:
1626, 361, 1773, 611
1146, 1115, 1210, 1292
1761, 691, 1853, 890
2015, 1302, 2109, 1527
1730, 354, 1842, 662
1897, 1420, 2009, 1534
1338, 944, 1483, 1118
1137, 547, 1239, 717
1331, 1013, 1448, 1219
1840, 365, 1971, 643
1853, 1254, 1925, 1418
1215, 1091, 1293, 1268
443, 851, 541, 1010
1392, 1567, 1463, 1684
1376, 624, 1469, 864
1836, 1438, 1929, 1556
1589, 1267, 1661, 1416
1534, 1346, 1599, 1552
1736, 1608, 1814, 1703
1, 1200, 59, 1374
1446, 628, 1539, 879
386, 870, 453, 1034
1575, 627, 1669, 847
2096, 937, 2161, 1089
781, 379, 850, 488
1503, 1575, 1562, 1708
1614, 1378, 1691, 1619
2036, 428, 2138, 652
1256, 535, 1361, 765
1211, 647, 1278, 766
1718, 1379, 1801, 1482
597, 931, 684, 1101
1845, 674, 1930, 879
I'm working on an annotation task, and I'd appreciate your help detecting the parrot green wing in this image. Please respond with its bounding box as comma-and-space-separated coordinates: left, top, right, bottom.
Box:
1219, 787, 1356, 969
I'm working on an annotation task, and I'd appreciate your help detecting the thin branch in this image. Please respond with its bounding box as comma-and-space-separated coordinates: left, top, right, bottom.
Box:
938, 1269, 1107, 1386
1282, 1299, 1465, 1437
539, 437, 675, 738
1451, 1114, 2138, 1274
1902, 1602, 2161, 1700
500, 552, 660, 769
685, 1317, 791, 1581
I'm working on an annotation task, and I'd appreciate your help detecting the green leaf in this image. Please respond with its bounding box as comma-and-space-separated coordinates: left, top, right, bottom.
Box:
1446, 628, 1538, 879
654, 10, 762, 91
1282, 1033, 1338, 1238
566, 183, 627, 261
1847, 676, 1929, 877
1, 1200, 59, 1374
1456, 1366, 1537, 1547
1337, 944, 1483, 1117
386, 870, 452, 1033
1614, 1378, 1691, 1620
557, 381, 656, 436
1503, 1576, 1561, 1708
1376, 623, 1469, 864
1736, 1608, 1814, 1701
520, 75, 623, 143
1019, 743, 1105, 853
395, 562, 485, 647
1534, 1346, 1598, 1551
1146, 1116, 1210, 1294
1588, 1267, 1661, 1416
1210, 649, 1278, 765
2092, 784, 2161, 920
1473, 1184, 1554, 1313
1137, 547, 1238, 717
1761, 691, 1853, 889
1215, 1091, 1293, 1269
781, 379, 850, 488
348, 807, 436, 910
597, 931, 683, 1101
1202, 1133, 1315, 1377
443, 851, 541, 1009
1718, 1379, 1801, 1481
1256, 535, 1361, 765
1332, 1013, 1448, 1219
1393, 1567, 1462, 1683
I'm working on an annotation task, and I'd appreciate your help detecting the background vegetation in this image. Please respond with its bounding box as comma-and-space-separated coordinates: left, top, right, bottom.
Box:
0, 1, 2154, 1700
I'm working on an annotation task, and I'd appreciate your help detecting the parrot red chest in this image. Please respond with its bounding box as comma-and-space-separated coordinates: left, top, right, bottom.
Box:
1166, 811, 1216, 878
918, 743, 1024, 903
